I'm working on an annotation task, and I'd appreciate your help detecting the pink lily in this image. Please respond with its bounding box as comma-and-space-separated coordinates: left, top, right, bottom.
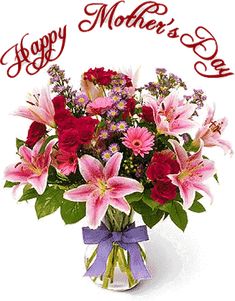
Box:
145, 93, 197, 136
14, 87, 56, 128
64, 152, 144, 229
4, 139, 55, 195
168, 139, 216, 209
193, 106, 232, 154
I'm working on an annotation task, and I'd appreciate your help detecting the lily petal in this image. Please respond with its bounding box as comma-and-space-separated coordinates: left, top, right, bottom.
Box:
4, 164, 32, 182
109, 197, 130, 215
169, 139, 188, 169
196, 160, 216, 180
39, 87, 55, 118
171, 119, 196, 134
28, 171, 48, 195
79, 155, 104, 183
192, 182, 213, 204
19, 145, 32, 163
108, 176, 144, 198
104, 152, 123, 180
64, 184, 97, 202
178, 180, 195, 209
86, 192, 109, 229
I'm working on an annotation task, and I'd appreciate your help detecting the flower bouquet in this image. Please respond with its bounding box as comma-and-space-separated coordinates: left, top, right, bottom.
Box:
4, 65, 232, 291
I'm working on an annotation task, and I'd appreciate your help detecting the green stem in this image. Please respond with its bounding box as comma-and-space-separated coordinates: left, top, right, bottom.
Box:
102, 248, 114, 289
139, 245, 147, 261
85, 246, 98, 269
117, 248, 136, 288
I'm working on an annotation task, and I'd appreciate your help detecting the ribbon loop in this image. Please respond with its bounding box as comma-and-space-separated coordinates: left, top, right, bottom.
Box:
83, 223, 151, 280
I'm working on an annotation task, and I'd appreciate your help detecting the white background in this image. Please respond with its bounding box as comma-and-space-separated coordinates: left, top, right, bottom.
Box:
0, 0, 235, 300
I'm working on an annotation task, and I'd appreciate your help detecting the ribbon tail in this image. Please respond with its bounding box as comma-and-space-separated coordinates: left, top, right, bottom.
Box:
123, 243, 151, 280
84, 238, 113, 277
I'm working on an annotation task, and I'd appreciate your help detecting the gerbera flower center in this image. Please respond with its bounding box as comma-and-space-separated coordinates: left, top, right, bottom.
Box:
132, 139, 142, 147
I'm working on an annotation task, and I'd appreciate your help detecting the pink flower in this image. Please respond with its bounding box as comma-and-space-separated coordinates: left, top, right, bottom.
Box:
193, 107, 232, 154
4, 139, 55, 195
14, 87, 56, 128
168, 139, 216, 209
122, 127, 155, 157
86, 97, 114, 115
145, 93, 197, 136
52, 150, 78, 176
64, 152, 143, 229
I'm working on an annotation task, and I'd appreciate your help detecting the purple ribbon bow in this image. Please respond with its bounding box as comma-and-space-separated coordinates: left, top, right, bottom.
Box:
82, 223, 151, 280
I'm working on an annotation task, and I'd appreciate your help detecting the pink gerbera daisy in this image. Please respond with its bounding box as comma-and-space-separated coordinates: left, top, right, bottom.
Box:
122, 127, 155, 157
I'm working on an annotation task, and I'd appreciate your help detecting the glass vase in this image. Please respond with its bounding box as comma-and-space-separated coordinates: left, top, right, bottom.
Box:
84, 207, 147, 291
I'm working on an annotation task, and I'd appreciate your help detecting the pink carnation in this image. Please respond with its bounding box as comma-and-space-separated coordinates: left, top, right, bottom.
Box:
52, 150, 78, 176
122, 127, 155, 157
86, 97, 113, 115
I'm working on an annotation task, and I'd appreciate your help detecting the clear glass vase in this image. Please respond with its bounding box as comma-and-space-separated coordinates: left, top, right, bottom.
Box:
84, 207, 147, 291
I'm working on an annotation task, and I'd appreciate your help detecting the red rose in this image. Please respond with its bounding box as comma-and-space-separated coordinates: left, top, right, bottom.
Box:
58, 129, 81, 153
146, 150, 180, 182
124, 75, 133, 87
122, 98, 136, 120
151, 181, 177, 204
142, 106, 155, 123
58, 116, 98, 152
84, 67, 117, 86
52, 95, 66, 112
76, 116, 99, 144
54, 110, 74, 129
26, 121, 47, 148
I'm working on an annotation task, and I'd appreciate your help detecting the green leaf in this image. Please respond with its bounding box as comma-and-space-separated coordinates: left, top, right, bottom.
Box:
189, 200, 206, 213
214, 173, 219, 183
39, 135, 57, 154
4, 180, 19, 188
132, 201, 163, 228
142, 189, 159, 210
195, 192, 203, 201
35, 186, 64, 219
125, 192, 143, 204
132, 201, 151, 215
16, 138, 25, 150
142, 210, 164, 229
18, 185, 38, 202
60, 200, 86, 224
161, 201, 188, 231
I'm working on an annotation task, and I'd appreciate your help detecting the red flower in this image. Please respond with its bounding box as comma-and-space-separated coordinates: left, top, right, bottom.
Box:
52, 94, 99, 152
124, 75, 133, 87
146, 150, 180, 182
58, 129, 81, 153
26, 121, 47, 148
58, 116, 99, 152
52, 96, 66, 112
151, 181, 177, 204
76, 116, 99, 144
142, 106, 155, 123
122, 98, 136, 120
84, 67, 117, 86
